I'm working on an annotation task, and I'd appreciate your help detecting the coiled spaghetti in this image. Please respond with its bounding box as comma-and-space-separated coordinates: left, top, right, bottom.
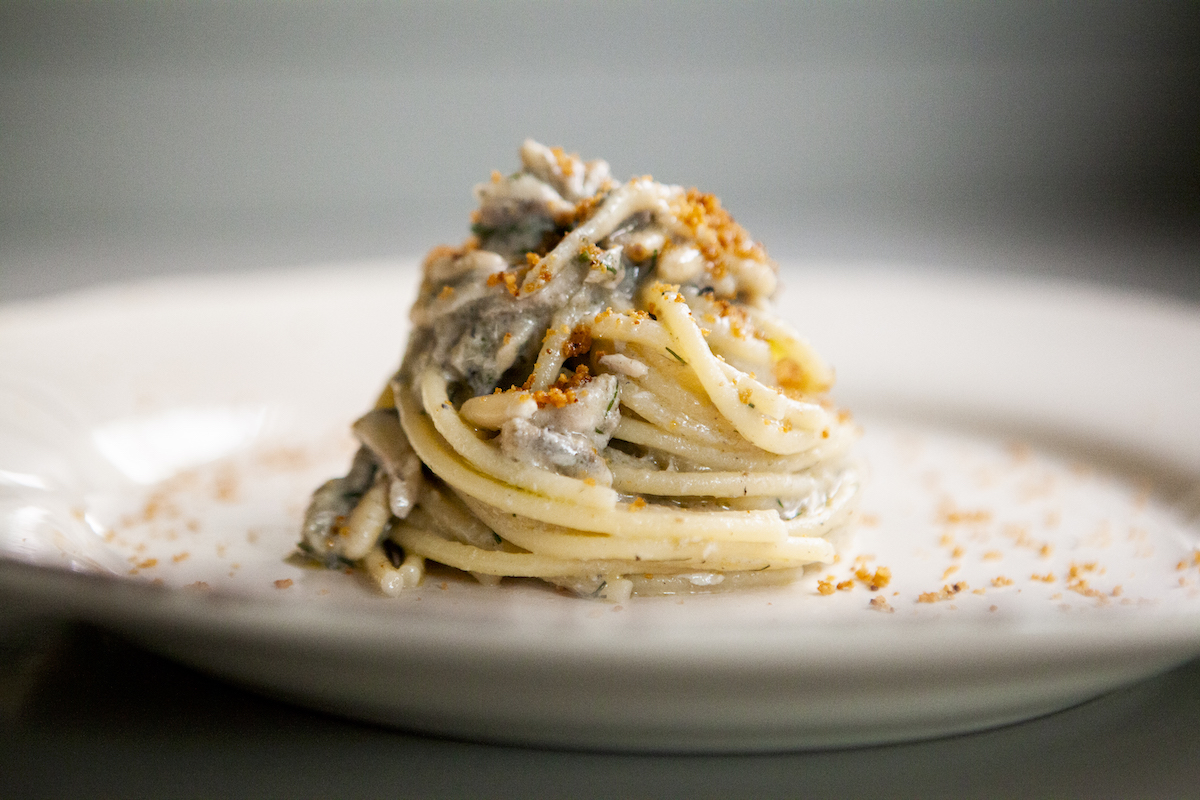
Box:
300, 141, 859, 600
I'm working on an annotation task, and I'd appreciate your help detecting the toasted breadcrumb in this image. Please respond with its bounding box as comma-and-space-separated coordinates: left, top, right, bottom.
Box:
774, 358, 808, 391
854, 565, 892, 590
572, 187, 611, 225
532, 388, 575, 408
939, 506, 992, 524
486, 271, 520, 296
917, 582, 968, 603
561, 325, 593, 359
668, 188, 768, 271
550, 145, 576, 177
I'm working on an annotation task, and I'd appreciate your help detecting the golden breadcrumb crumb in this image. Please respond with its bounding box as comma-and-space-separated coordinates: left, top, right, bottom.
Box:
869, 595, 895, 613
531, 387, 575, 408
854, 565, 892, 590
668, 188, 769, 274
918, 582, 968, 603
561, 325, 593, 359
939, 507, 992, 524
774, 358, 808, 391
486, 271, 520, 296
571, 185, 612, 225
550, 145, 576, 176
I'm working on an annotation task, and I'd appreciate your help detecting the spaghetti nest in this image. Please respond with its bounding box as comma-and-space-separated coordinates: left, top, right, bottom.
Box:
300, 140, 860, 601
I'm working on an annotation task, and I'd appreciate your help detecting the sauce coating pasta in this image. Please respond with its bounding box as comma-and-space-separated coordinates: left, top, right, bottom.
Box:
299, 141, 860, 600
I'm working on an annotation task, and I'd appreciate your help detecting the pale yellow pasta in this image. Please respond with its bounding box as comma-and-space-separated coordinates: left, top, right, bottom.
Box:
299, 140, 860, 599
338, 478, 392, 561
398, 386, 797, 544
463, 497, 834, 566
418, 369, 617, 510
362, 542, 425, 597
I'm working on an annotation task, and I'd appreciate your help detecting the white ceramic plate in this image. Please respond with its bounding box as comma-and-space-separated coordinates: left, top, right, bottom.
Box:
2, 262, 1199, 752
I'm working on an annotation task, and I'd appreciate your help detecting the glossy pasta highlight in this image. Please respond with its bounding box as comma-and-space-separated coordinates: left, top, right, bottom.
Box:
299, 141, 860, 600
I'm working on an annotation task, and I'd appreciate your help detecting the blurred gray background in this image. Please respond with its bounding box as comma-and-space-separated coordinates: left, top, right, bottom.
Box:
2, 0, 1198, 302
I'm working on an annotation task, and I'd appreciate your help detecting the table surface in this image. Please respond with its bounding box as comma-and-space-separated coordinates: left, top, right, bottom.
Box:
0, 623, 1197, 799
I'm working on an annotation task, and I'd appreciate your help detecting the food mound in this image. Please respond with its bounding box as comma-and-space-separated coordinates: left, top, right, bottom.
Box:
299, 140, 860, 601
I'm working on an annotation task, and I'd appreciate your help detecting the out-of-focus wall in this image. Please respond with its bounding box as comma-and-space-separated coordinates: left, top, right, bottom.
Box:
2, 1, 1197, 298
